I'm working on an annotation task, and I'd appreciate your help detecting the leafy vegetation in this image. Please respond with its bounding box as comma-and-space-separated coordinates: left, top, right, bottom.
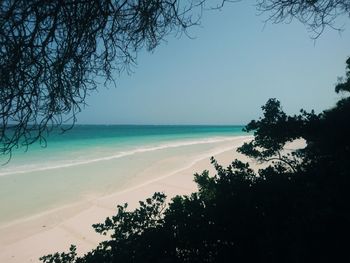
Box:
40, 60, 350, 262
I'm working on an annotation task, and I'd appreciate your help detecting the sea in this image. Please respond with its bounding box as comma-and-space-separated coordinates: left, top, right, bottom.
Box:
0, 125, 247, 225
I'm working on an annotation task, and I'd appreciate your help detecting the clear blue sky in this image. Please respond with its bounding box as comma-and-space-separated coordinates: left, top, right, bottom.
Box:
77, 1, 350, 125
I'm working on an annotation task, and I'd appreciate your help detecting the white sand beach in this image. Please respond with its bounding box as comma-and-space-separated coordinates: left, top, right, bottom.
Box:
0, 136, 254, 262
0, 136, 305, 262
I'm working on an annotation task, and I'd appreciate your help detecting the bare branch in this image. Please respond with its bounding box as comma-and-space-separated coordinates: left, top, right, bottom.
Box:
257, 0, 350, 37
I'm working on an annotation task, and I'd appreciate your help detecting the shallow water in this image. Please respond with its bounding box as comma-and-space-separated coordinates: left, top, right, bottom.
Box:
0, 125, 246, 225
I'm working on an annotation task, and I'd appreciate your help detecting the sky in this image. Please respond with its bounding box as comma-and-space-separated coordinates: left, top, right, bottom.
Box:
77, 1, 350, 125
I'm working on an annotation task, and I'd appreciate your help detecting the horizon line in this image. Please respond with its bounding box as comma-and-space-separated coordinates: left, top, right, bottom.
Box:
72, 123, 246, 126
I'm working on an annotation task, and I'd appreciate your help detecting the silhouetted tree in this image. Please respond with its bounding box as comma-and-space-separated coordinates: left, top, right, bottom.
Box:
336, 57, 350, 93
257, 0, 350, 37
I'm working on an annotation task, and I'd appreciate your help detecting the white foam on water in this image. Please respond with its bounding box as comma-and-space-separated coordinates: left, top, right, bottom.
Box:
0, 136, 252, 177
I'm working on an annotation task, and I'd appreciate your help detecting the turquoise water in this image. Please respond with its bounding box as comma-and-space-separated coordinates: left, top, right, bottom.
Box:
0, 125, 247, 224
0, 125, 245, 176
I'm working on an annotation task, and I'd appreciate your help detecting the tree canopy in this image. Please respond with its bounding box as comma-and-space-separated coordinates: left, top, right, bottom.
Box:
40, 59, 350, 263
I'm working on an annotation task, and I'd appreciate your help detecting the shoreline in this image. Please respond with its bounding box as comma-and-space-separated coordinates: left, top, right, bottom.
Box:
0, 135, 253, 262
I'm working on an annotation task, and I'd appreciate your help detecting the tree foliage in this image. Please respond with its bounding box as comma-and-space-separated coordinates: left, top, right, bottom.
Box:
40, 59, 350, 262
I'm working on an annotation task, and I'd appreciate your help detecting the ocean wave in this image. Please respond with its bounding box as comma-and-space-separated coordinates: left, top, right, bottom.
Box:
0, 135, 252, 176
